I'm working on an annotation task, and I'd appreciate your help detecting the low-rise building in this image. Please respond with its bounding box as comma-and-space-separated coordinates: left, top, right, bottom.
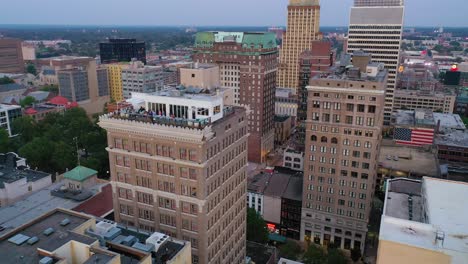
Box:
0, 104, 21, 136
0, 153, 52, 207
377, 177, 468, 264
0, 208, 192, 264
392, 109, 436, 146
377, 141, 440, 189
275, 88, 298, 123
436, 130, 468, 164
63, 166, 98, 191
0, 83, 27, 104
283, 148, 304, 172
393, 89, 456, 114
274, 115, 292, 147
247, 168, 303, 240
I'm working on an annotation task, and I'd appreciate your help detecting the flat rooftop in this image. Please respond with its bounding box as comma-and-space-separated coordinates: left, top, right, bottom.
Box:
381, 178, 468, 263
435, 130, 468, 147
0, 210, 96, 264
378, 144, 439, 177
0, 153, 50, 188
0, 182, 106, 237
433, 113, 466, 131
393, 109, 435, 127
0, 83, 26, 93
282, 176, 303, 201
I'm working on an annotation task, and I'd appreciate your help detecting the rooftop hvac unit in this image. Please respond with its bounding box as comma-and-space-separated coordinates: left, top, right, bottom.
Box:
95, 221, 117, 236
146, 232, 169, 253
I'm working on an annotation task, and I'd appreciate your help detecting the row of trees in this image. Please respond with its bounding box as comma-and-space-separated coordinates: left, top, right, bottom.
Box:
1, 107, 109, 177
246, 208, 360, 263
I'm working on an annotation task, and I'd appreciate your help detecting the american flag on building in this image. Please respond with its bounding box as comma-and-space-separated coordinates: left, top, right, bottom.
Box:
394, 127, 435, 146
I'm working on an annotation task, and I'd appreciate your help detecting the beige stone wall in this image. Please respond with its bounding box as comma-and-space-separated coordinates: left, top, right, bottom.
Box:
180, 65, 220, 90
377, 240, 451, 264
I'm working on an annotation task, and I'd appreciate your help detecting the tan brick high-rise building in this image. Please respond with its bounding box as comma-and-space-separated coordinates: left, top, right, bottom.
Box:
192, 31, 277, 163
301, 55, 387, 252
278, 0, 322, 91
99, 89, 248, 264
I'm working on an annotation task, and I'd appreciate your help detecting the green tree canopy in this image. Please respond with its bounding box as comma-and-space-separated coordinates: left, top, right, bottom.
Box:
26, 64, 37, 75
279, 240, 303, 261
12, 116, 37, 142
326, 248, 348, 264
0, 76, 15, 85
0, 128, 10, 153
246, 208, 269, 244
19, 137, 55, 170
303, 244, 326, 264
350, 247, 362, 262
20, 96, 36, 108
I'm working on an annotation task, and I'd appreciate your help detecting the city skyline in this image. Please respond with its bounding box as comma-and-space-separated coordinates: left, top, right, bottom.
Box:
0, 0, 466, 27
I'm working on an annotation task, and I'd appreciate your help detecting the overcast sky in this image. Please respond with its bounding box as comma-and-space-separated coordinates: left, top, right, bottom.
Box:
0, 0, 466, 27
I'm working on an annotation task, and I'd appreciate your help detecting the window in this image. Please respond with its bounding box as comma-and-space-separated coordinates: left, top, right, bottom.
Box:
357, 104, 365, 112
331, 138, 338, 144
321, 136, 328, 143
346, 104, 354, 111
137, 192, 154, 205
311, 135, 317, 142
368, 105, 376, 113
345, 116, 353, 124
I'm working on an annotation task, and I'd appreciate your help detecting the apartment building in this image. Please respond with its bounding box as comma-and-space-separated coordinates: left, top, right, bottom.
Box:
301, 57, 387, 252
121, 60, 164, 99
0, 38, 24, 73
192, 31, 277, 163
0, 104, 21, 136
98, 88, 248, 264
100, 38, 146, 64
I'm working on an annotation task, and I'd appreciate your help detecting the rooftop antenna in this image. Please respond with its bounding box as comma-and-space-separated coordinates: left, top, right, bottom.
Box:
74, 137, 80, 167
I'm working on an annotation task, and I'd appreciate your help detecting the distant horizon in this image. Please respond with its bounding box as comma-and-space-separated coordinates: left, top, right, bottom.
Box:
0, 23, 466, 29
0, 0, 466, 28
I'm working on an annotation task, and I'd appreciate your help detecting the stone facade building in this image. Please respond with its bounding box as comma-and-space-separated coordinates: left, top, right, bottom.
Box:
301, 57, 387, 252
192, 31, 277, 163
99, 88, 248, 264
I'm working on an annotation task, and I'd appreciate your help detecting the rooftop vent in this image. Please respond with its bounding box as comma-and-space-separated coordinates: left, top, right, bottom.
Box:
8, 234, 30, 245
60, 218, 71, 226
43, 228, 55, 236
27, 236, 39, 245
39, 256, 54, 264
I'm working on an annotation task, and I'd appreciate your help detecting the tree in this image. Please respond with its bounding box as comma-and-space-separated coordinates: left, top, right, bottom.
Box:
279, 240, 303, 261
246, 208, 269, 244
455, 57, 463, 63
26, 64, 37, 75
303, 244, 326, 264
12, 116, 37, 142
350, 247, 362, 262
51, 141, 76, 173
326, 248, 347, 264
19, 137, 55, 171
450, 41, 461, 47
0, 128, 10, 153
40, 84, 59, 94
20, 96, 36, 108
465, 48, 468, 54
433, 45, 444, 53
0, 76, 15, 85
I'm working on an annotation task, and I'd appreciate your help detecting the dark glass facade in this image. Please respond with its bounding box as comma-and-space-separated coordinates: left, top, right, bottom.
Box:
99, 39, 146, 64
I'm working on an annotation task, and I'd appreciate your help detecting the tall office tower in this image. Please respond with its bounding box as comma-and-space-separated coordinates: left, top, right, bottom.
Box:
0, 38, 24, 73
100, 38, 146, 64
277, 0, 322, 91
121, 60, 164, 99
99, 89, 248, 264
347, 0, 404, 125
192, 32, 277, 163
106, 63, 130, 102
300, 54, 387, 252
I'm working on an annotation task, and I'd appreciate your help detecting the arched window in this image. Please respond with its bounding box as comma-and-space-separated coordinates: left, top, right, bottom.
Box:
311, 135, 317, 142
321, 136, 328, 143
331, 137, 338, 144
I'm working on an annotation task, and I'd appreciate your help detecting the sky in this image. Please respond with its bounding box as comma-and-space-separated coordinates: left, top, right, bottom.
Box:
0, 0, 466, 27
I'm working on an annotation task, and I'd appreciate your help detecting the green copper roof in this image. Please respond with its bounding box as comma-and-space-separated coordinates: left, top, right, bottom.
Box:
63, 166, 97, 182
195, 31, 276, 49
